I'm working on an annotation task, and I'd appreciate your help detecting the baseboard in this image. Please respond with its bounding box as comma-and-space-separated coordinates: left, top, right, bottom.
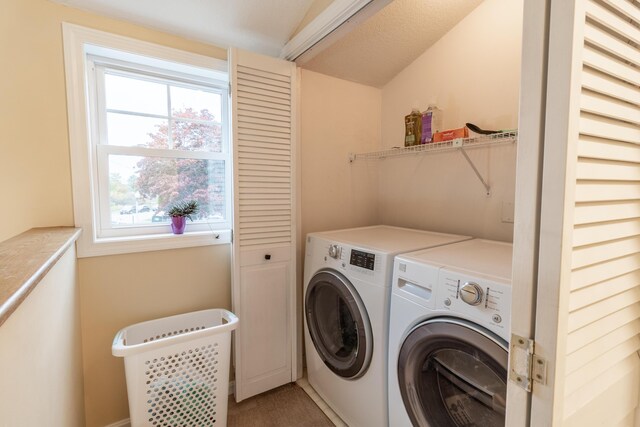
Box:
297, 377, 345, 426
104, 419, 130, 427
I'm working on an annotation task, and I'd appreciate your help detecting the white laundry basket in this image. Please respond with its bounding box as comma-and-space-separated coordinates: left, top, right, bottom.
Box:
112, 309, 238, 427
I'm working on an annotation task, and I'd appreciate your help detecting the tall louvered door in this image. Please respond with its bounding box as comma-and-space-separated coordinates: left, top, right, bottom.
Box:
527, 0, 640, 425
229, 48, 297, 402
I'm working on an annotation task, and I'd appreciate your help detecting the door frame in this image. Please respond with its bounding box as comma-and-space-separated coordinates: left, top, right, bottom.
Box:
506, 0, 551, 424
530, 0, 585, 424
508, 0, 587, 424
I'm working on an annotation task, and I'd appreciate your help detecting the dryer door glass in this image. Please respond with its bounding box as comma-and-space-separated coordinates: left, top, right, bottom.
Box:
398, 320, 508, 427
305, 270, 371, 379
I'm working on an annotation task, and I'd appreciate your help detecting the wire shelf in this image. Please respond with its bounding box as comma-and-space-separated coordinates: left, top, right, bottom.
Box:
349, 130, 518, 162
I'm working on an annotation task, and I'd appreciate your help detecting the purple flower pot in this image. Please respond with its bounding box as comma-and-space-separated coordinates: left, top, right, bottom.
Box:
171, 216, 187, 234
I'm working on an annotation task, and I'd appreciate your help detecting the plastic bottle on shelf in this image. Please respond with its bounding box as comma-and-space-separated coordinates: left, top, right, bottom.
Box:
421, 105, 443, 144
404, 108, 422, 147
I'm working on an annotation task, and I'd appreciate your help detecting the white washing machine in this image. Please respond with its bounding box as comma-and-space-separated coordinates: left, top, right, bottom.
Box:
388, 239, 513, 427
304, 225, 471, 427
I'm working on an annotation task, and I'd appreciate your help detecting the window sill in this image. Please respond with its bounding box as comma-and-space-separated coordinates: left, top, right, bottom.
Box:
76, 229, 231, 258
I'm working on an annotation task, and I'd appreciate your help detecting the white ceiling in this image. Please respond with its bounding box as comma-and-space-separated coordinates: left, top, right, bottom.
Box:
50, 0, 317, 56
300, 0, 484, 87
50, 0, 484, 87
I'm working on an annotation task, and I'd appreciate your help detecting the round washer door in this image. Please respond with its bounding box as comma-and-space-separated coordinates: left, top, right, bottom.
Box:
398, 318, 508, 427
305, 269, 372, 379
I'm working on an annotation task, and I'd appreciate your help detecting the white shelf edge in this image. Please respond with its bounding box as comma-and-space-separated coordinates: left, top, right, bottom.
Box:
349, 130, 518, 162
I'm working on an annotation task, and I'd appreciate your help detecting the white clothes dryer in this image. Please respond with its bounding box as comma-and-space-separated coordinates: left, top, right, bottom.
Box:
388, 239, 513, 427
304, 225, 471, 427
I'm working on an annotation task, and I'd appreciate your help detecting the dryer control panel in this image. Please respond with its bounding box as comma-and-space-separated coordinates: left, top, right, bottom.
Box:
437, 270, 511, 340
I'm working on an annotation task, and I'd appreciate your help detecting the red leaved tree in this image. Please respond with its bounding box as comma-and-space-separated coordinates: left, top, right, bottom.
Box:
135, 108, 225, 217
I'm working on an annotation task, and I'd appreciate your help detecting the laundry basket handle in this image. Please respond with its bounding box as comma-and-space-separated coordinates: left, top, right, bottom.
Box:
220, 309, 239, 330
112, 308, 238, 357
112, 329, 126, 353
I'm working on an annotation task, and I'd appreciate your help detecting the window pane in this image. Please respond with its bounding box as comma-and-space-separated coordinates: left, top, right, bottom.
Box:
106, 113, 168, 148
171, 120, 222, 152
108, 155, 226, 227
171, 86, 221, 122
105, 73, 167, 116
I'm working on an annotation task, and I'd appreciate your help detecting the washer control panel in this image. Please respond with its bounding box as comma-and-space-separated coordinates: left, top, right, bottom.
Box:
328, 244, 341, 259
314, 240, 383, 283
349, 249, 376, 271
323, 243, 376, 272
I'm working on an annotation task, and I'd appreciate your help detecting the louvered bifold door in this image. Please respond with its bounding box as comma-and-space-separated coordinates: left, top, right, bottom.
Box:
532, 0, 640, 425
566, 1, 640, 426
229, 48, 297, 402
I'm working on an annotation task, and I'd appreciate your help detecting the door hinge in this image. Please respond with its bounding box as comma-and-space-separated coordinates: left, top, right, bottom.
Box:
509, 334, 547, 392
230, 229, 234, 243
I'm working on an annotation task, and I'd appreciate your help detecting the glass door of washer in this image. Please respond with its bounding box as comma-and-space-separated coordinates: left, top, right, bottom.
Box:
305, 269, 372, 379
397, 318, 508, 427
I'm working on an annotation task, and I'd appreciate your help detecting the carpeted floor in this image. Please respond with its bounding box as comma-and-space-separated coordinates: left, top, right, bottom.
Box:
227, 383, 334, 427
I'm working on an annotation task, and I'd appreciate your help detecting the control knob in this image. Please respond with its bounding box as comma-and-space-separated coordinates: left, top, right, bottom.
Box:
328, 244, 341, 259
459, 282, 484, 306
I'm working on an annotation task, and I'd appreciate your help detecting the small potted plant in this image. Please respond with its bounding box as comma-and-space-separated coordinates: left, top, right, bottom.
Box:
167, 200, 199, 235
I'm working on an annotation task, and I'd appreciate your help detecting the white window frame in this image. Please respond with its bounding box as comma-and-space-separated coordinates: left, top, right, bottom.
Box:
89, 56, 231, 238
62, 23, 231, 257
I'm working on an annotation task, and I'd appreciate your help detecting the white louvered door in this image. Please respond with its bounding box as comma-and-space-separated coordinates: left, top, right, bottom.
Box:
528, 0, 640, 425
229, 48, 297, 402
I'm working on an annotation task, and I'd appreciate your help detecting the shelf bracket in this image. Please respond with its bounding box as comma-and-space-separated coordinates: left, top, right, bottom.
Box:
459, 148, 491, 196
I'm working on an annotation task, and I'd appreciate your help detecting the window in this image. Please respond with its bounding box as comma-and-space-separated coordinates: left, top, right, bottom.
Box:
63, 24, 231, 256
89, 57, 230, 237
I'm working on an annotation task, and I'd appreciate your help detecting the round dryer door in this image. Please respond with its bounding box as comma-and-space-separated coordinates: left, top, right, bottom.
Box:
305, 269, 372, 379
398, 319, 508, 427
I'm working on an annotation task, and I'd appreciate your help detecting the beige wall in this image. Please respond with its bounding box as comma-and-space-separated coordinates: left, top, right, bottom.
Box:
0, 246, 85, 427
1, 1, 232, 426
79, 245, 231, 427
378, 0, 523, 241
0, 0, 226, 244
298, 69, 381, 365
299, 69, 381, 239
